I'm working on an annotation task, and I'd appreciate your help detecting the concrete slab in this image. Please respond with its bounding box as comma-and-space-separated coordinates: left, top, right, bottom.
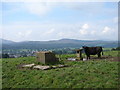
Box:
67, 58, 76, 61
33, 65, 51, 70
18, 63, 68, 70
22, 63, 35, 68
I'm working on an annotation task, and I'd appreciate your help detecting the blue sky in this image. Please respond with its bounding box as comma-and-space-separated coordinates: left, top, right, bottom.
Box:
1, 1, 118, 42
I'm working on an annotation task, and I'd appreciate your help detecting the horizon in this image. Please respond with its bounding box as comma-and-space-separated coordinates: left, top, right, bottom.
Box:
1, 1, 118, 42
1, 38, 118, 42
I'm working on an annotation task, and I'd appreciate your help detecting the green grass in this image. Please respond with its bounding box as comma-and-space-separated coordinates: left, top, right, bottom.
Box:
103, 51, 119, 57
2, 51, 119, 88
0, 59, 2, 89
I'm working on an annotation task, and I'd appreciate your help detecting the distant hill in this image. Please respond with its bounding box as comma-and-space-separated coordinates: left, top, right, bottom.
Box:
1, 38, 118, 50
1, 38, 16, 44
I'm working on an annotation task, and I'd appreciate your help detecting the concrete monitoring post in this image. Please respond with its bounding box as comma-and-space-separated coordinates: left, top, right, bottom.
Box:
75, 49, 83, 60
36, 51, 58, 64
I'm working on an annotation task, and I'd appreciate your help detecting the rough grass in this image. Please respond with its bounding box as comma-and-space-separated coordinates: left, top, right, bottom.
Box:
2, 51, 119, 88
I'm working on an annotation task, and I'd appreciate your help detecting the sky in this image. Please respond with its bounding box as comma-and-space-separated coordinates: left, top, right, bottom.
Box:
1, 1, 118, 42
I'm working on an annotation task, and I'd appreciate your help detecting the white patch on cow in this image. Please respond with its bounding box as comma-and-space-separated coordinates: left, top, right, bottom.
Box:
83, 58, 87, 61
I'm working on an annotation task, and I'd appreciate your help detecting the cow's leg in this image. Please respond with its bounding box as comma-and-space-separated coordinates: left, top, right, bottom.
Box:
87, 55, 90, 60
89, 55, 90, 59
87, 56, 88, 60
87, 55, 89, 60
98, 53, 101, 58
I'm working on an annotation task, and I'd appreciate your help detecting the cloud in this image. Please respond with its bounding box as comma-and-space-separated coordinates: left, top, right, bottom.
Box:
3, 1, 117, 17
17, 30, 32, 38
1, 0, 119, 2
57, 31, 74, 38
2, 2, 55, 16
79, 24, 89, 35
18, 32, 23, 36
82, 24, 89, 29
102, 26, 111, 34
47, 28, 55, 34
58, 32, 65, 37
24, 2, 52, 16
91, 30, 96, 35
44, 28, 55, 35
79, 29, 88, 35
26, 30, 32, 36
2, 21, 118, 41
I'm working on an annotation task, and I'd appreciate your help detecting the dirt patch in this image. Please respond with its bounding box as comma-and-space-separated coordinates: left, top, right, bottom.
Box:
106, 57, 120, 62
66, 56, 120, 62
88, 56, 120, 62
17, 63, 34, 70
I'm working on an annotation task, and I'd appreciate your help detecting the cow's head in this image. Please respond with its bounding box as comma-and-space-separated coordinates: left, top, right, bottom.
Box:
82, 46, 87, 49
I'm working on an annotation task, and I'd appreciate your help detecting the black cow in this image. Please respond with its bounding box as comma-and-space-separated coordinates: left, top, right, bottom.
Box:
82, 46, 103, 59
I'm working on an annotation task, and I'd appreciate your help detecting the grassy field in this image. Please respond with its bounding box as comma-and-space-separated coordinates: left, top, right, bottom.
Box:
2, 51, 119, 88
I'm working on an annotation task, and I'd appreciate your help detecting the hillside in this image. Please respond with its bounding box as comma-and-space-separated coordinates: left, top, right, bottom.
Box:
2, 50, 119, 88
2, 38, 118, 50
1, 39, 16, 44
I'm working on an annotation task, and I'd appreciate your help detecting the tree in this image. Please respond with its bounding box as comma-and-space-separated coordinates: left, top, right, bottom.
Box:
116, 47, 120, 50
2, 54, 9, 58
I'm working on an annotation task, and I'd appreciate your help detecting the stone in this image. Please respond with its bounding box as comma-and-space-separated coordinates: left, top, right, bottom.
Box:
68, 58, 76, 61
36, 51, 58, 64
52, 66, 57, 69
33, 65, 51, 70
18, 63, 68, 70
22, 63, 35, 68
58, 65, 68, 68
